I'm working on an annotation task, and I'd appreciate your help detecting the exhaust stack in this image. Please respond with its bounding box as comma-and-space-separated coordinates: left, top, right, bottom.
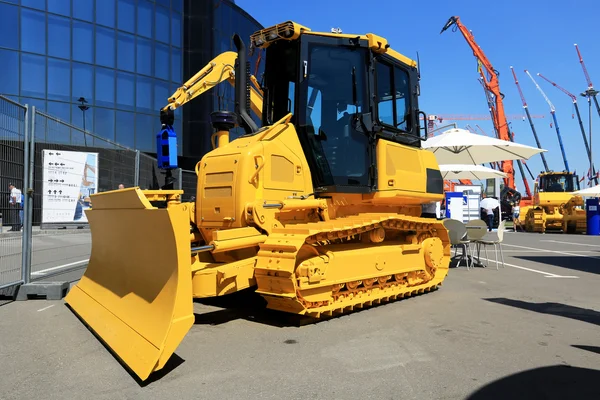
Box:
233, 34, 258, 134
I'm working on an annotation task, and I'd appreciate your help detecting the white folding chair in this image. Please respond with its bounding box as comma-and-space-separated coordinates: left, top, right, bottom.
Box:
475, 220, 506, 270
443, 219, 472, 270
466, 219, 488, 267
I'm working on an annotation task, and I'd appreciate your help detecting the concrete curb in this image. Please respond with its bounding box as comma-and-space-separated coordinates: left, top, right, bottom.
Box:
15, 281, 71, 300
1, 269, 84, 301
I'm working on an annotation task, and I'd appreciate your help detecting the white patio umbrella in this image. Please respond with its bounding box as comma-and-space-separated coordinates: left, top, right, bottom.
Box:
439, 164, 507, 181
423, 128, 547, 165
480, 197, 500, 210
573, 184, 600, 196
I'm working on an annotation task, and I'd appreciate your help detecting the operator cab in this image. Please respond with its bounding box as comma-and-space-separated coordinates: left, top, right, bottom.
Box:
536, 173, 580, 193
253, 22, 424, 194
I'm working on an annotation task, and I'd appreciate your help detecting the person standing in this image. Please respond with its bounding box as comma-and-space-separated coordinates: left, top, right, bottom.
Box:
8, 183, 22, 231
484, 204, 496, 232
421, 201, 438, 219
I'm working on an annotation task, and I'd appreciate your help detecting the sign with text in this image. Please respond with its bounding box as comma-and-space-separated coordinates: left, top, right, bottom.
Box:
41, 150, 98, 224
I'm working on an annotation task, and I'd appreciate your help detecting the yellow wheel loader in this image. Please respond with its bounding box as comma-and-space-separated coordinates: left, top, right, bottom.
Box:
64, 21, 451, 381
519, 171, 586, 233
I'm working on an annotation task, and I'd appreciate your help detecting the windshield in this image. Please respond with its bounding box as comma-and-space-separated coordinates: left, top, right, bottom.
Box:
538, 174, 578, 192
298, 43, 370, 189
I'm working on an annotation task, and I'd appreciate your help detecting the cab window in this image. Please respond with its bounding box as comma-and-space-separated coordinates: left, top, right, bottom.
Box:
376, 61, 412, 133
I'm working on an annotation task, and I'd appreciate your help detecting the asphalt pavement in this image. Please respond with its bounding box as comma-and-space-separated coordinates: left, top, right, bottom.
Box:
0, 231, 599, 399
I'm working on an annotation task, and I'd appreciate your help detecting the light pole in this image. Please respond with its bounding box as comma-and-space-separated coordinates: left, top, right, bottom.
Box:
581, 89, 599, 187
77, 97, 89, 146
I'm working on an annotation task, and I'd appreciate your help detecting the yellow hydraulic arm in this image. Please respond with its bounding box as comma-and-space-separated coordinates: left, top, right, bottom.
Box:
161, 51, 263, 118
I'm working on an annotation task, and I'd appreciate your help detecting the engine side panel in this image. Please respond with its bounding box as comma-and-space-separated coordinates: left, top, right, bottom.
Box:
371, 139, 444, 205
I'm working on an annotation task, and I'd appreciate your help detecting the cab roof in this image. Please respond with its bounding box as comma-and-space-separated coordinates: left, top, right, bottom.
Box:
249, 20, 417, 68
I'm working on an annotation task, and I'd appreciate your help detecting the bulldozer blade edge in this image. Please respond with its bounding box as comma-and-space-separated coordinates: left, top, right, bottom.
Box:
64, 188, 195, 381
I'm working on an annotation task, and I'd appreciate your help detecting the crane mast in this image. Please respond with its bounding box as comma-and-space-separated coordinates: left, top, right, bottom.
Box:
477, 74, 532, 197
537, 72, 598, 185
440, 16, 515, 190
510, 67, 549, 172
524, 70, 570, 172
574, 44, 599, 186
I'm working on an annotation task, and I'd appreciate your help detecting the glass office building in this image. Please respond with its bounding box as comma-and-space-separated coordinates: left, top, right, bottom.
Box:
181, 0, 263, 159
0, 0, 263, 160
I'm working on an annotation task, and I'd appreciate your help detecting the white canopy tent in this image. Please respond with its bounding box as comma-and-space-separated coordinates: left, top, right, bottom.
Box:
425, 128, 547, 226
423, 128, 547, 165
439, 164, 508, 181
573, 184, 600, 197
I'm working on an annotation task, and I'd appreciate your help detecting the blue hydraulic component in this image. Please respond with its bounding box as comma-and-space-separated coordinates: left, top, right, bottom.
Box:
550, 111, 569, 172
157, 107, 178, 170
156, 125, 178, 169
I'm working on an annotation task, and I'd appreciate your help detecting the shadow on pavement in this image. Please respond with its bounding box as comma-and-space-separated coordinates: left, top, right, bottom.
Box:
466, 365, 600, 399
513, 255, 599, 275
137, 354, 184, 387
193, 289, 319, 328
193, 286, 437, 328
572, 345, 600, 356
483, 298, 600, 327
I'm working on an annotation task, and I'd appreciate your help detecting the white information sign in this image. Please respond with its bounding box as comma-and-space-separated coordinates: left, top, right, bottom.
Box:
41, 150, 98, 224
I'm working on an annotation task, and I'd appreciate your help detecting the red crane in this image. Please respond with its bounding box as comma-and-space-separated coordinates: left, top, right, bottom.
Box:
440, 16, 515, 190
574, 44, 600, 118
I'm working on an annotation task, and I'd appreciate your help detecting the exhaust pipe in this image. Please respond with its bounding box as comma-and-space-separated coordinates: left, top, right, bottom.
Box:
233, 34, 258, 134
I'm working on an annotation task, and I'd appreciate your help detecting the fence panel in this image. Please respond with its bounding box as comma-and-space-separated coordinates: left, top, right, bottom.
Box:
28, 109, 139, 280
181, 169, 197, 202
1, 96, 175, 287
0, 96, 27, 290
137, 152, 169, 190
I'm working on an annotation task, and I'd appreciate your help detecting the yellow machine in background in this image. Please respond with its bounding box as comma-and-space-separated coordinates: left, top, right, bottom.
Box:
519, 171, 586, 233
64, 21, 451, 381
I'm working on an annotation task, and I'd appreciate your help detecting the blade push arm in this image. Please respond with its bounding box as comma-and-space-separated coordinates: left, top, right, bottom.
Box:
161, 51, 263, 119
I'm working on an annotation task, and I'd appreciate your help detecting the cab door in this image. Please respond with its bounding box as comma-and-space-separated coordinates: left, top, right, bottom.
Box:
295, 35, 373, 194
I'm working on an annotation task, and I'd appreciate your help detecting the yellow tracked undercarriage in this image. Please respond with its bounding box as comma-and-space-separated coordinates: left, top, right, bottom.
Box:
255, 214, 451, 318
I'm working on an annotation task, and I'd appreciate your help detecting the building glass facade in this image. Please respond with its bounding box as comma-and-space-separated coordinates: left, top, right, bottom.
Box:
0, 0, 263, 161
181, 0, 263, 160
0, 0, 184, 155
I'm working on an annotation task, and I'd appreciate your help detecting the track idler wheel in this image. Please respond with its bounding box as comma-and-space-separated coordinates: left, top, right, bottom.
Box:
423, 237, 444, 277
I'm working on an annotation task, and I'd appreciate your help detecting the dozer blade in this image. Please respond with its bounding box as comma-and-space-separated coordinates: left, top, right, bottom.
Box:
64, 188, 194, 381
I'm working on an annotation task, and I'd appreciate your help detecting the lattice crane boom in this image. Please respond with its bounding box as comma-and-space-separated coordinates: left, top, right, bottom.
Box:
538, 72, 597, 185
511, 66, 529, 107
525, 70, 570, 172
525, 70, 555, 112
511, 67, 549, 172
537, 73, 577, 103
575, 44, 593, 90
574, 44, 600, 121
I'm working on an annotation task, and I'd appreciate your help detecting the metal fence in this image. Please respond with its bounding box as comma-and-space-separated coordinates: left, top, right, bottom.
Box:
0, 97, 27, 290
181, 169, 197, 202
0, 95, 195, 294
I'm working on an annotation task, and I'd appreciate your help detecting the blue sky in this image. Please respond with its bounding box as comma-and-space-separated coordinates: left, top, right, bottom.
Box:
235, 0, 600, 191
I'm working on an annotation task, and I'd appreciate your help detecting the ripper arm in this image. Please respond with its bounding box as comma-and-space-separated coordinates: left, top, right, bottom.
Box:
159, 51, 263, 127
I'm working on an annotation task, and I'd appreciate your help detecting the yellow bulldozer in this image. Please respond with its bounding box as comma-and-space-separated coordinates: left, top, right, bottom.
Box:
518, 171, 586, 233
64, 21, 451, 381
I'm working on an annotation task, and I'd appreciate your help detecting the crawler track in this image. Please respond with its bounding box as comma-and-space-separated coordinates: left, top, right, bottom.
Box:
254, 213, 451, 318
